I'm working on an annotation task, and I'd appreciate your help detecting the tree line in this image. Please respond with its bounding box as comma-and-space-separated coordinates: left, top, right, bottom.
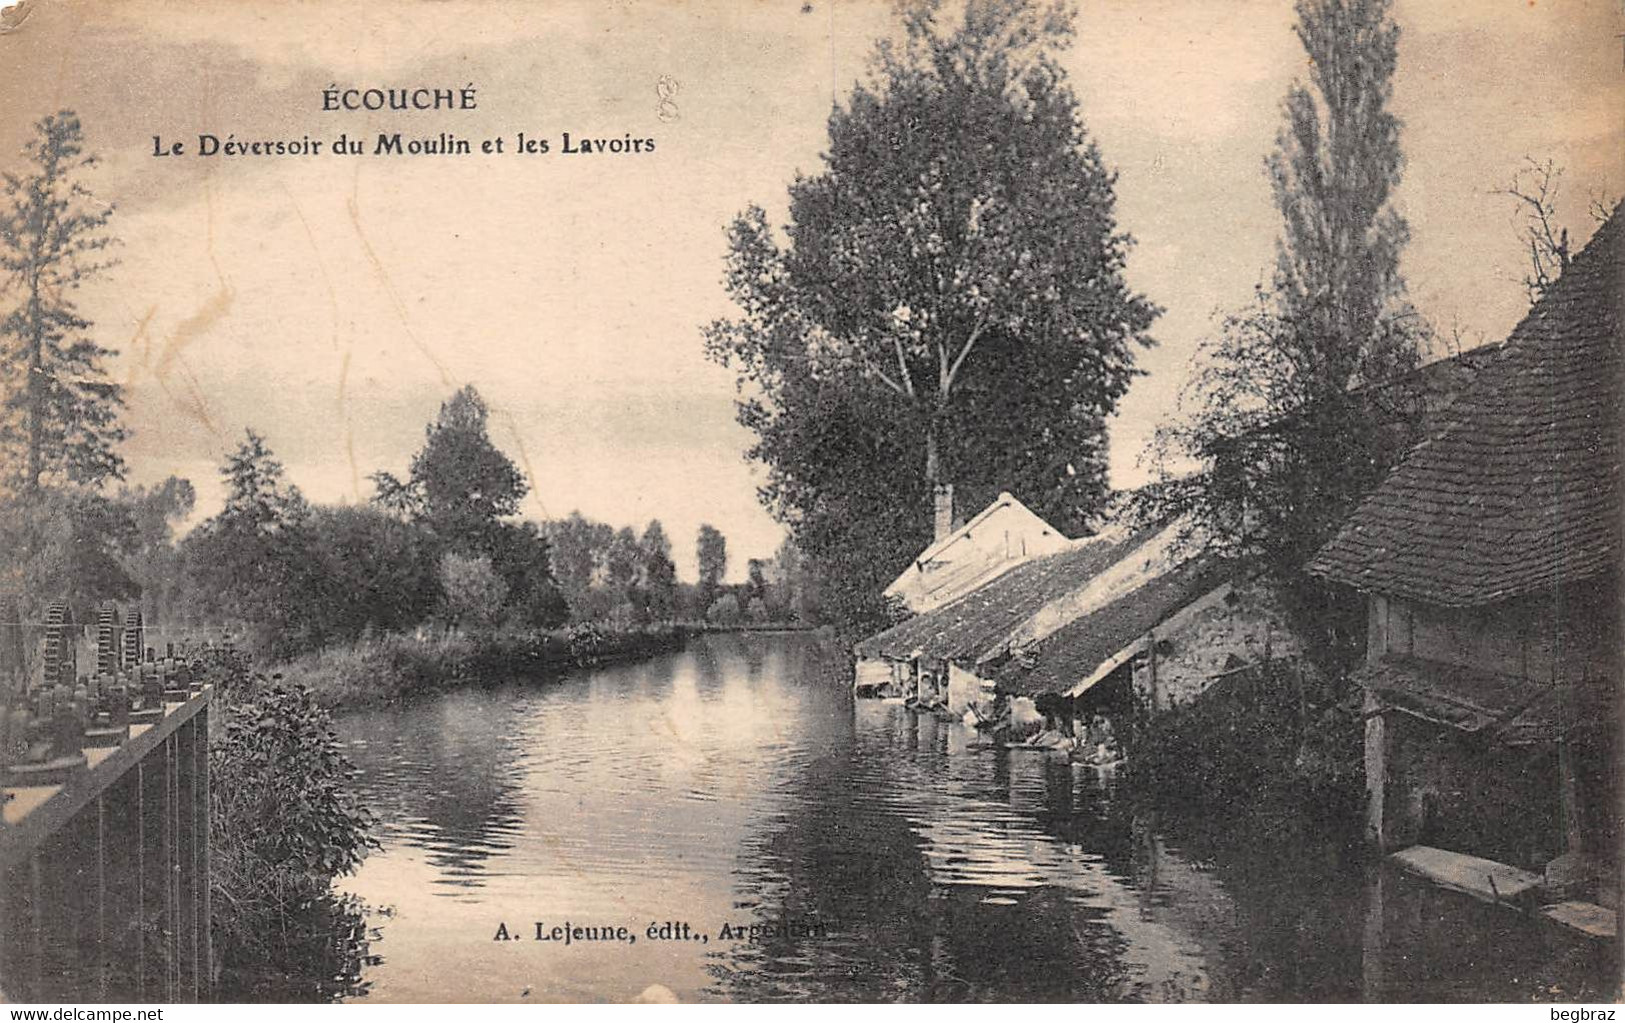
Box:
0, 111, 816, 658
705, 0, 1598, 656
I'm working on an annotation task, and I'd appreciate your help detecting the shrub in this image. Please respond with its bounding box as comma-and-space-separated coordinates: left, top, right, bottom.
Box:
1131, 658, 1363, 834
210, 673, 375, 988
705, 593, 743, 625
438, 552, 508, 629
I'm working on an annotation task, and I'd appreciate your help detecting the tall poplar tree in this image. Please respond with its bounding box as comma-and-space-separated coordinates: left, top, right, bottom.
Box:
1148, 0, 1426, 658
0, 111, 124, 494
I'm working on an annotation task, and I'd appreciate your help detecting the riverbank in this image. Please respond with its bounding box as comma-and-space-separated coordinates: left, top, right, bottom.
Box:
280, 624, 690, 707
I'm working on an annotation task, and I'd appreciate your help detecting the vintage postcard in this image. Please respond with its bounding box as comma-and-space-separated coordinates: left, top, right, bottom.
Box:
0, 0, 1620, 1006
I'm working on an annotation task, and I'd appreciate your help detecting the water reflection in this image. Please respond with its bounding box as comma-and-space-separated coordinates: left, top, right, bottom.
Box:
330, 633, 1612, 1003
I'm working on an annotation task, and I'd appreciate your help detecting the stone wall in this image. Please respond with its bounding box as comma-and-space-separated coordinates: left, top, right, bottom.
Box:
1132, 579, 1306, 710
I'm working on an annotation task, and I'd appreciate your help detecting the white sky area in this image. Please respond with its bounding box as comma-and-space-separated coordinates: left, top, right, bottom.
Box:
0, 0, 1619, 581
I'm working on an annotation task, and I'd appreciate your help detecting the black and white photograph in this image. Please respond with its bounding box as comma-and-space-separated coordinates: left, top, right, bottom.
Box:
0, 0, 1619, 1005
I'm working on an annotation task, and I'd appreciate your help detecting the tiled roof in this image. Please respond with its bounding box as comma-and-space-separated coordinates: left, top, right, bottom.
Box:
993, 558, 1229, 697
1309, 210, 1623, 605
853, 528, 1152, 663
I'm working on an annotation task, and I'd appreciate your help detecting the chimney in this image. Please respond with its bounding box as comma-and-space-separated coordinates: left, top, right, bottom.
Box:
933, 483, 955, 542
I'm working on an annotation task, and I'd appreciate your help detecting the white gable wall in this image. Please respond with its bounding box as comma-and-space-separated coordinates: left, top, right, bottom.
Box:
885, 493, 1069, 613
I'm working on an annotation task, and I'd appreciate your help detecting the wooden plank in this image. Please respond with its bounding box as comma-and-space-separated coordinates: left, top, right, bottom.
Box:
1391, 845, 1543, 902
1542, 901, 1617, 940
0, 687, 212, 869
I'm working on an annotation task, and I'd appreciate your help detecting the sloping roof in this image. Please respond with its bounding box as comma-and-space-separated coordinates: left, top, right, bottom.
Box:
1309, 210, 1624, 606
993, 558, 1229, 697
854, 527, 1151, 664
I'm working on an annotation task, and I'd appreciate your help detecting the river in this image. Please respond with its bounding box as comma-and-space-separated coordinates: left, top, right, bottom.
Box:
329, 633, 1612, 1003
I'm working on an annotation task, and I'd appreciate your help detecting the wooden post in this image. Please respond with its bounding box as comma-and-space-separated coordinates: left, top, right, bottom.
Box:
186, 716, 201, 1003
136, 760, 145, 1001
1361, 865, 1387, 1000
96, 795, 106, 1000
28, 854, 43, 999
163, 735, 176, 1003
1146, 628, 1161, 713
197, 703, 211, 1000
1364, 595, 1391, 850
1557, 740, 1584, 856
1365, 692, 1389, 850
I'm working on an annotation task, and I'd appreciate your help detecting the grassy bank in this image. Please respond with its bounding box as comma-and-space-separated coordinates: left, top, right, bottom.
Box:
279, 623, 690, 707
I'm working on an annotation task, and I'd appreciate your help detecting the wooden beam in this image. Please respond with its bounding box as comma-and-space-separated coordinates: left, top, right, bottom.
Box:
0, 688, 213, 870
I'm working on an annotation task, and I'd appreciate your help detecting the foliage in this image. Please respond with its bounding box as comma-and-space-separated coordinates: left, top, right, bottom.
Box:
696, 522, 727, 601
1132, 658, 1363, 831
704, 0, 1156, 632
370, 385, 528, 551
438, 552, 508, 629
182, 430, 315, 657
370, 386, 568, 628
113, 475, 195, 623
210, 672, 375, 989
1145, 0, 1425, 663
217, 428, 310, 535
0, 487, 138, 621
639, 519, 678, 621
281, 624, 688, 707
303, 504, 443, 637
0, 111, 125, 493
485, 519, 570, 630
705, 592, 743, 626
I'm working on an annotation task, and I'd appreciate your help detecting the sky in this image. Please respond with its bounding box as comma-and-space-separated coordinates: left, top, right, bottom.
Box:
0, 0, 1619, 580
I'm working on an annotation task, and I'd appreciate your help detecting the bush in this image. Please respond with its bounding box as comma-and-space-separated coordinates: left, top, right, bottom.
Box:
1132, 658, 1363, 833
705, 593, 743, 625
438, 552, 508, 629
210, 673, 375, 987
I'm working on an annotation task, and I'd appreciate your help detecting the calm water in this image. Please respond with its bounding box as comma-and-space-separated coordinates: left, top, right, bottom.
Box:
332, 633, 1612, 1003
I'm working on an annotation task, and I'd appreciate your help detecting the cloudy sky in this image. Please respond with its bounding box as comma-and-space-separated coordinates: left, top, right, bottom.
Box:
0, 0, 1619, 579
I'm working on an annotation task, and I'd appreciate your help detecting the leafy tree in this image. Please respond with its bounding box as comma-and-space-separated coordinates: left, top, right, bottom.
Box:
705, 0, 1156, 632
542, 510, 615, 618
746, 558, 768, 602
746, 595, 769, 625
121, 475, 195, 549
640, 519, 677, 620
1146, 0, 1425, 661
606, 526, 643, 593
696, 523, 727, 603
303, 505, 442, 640
373, 386, 567, 628
117, 475, 195, 623
184, 429, 314, 656
0, 489, 138, 621
218, 428, 309, 536
501, 521, 572, 628
0, 111, 124, 493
